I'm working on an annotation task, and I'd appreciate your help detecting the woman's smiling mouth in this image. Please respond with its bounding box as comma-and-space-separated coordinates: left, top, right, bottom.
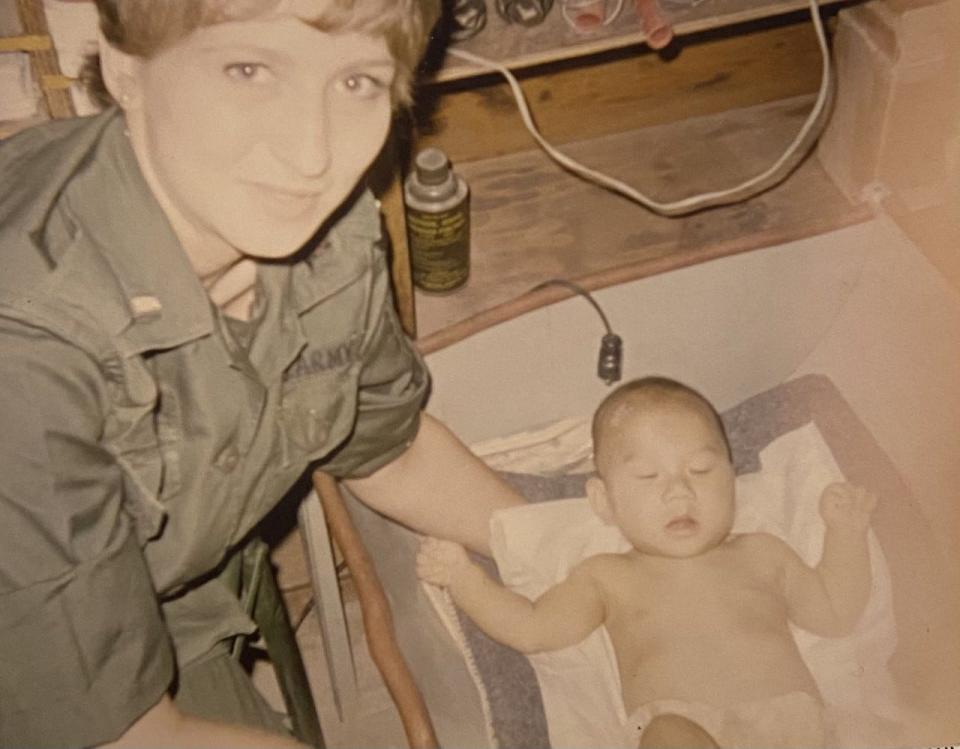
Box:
247, 181, 323, 216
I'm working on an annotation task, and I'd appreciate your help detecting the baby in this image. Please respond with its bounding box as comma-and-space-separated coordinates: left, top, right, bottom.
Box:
417, 376, 877, 748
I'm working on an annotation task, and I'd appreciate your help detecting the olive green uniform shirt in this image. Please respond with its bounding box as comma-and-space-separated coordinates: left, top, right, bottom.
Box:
0, 110, 428, 747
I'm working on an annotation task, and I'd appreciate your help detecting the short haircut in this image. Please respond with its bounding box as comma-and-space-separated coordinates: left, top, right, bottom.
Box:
592, 376, 732, 472
81, 0, 440, 107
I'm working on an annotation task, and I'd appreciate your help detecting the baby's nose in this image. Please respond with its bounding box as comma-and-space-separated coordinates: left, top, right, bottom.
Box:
663, 474, 695, 502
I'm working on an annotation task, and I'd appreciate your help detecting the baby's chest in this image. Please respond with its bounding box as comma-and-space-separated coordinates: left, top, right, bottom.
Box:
605, 560, 785, 635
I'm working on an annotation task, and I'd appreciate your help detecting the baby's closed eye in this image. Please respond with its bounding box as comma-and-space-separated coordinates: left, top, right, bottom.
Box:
687, 450, 721, 474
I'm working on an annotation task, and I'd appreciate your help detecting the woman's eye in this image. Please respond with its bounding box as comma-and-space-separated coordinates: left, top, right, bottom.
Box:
689, 464, 714, 475
636, 473, 658, 481
340, 73, 386, 98
224, 62, 270, 82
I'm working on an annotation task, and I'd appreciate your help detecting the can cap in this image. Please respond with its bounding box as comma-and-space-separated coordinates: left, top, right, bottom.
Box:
415, 147, 452, 186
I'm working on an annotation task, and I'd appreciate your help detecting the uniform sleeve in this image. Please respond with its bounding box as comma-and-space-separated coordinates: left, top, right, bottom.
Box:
318, 249, 430, 479
0, 318, 175, 748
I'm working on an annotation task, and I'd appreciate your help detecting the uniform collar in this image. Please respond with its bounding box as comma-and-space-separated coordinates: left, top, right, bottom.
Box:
287, 187, 384, 314
8, 108, 384, 360
0, 110, 112, 255
59, 109, 215, 355
249, 189, 383, 382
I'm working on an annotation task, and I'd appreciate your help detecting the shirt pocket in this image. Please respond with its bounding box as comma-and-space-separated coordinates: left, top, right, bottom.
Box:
278, 362, 359, 467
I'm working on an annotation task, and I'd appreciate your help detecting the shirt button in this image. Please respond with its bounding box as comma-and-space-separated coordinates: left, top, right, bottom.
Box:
215, 446, 240, 472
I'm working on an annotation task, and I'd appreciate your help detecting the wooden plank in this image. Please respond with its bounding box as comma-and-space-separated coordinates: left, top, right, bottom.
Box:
413, 95, 865, 339
416, 203, 870, 355
15, 0, 74, 119
382, 172, 418, 337
412, 20, 824, 163
369, 131, 419, 336
428, 0, 846, 82
0, 32, 51, 51
39, 73, 73, 90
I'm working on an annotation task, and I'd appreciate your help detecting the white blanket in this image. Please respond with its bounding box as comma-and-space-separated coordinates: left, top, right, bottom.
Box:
487, 422, 900, 748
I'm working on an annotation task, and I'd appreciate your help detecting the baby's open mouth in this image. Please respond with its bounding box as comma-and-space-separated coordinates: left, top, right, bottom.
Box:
665, 516, 699, 534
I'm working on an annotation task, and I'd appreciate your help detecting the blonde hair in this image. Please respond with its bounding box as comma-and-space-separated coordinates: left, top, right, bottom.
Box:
592, 376, 732, 473
82, 0, 440, 106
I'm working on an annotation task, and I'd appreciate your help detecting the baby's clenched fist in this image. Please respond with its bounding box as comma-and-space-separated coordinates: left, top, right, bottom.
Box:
819, 482, 877, 533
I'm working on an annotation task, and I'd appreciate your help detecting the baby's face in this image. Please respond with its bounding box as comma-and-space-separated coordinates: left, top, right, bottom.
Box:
596, 403, 735, 558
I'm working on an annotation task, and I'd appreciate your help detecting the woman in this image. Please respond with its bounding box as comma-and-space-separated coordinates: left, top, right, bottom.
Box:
0, 1, 523, 746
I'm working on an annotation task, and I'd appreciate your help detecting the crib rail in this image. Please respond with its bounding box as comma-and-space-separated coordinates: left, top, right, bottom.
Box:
312, 471, 439, 749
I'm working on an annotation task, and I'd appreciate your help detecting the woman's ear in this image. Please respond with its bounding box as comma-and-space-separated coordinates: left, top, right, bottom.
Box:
97, 28, 139, 109
587, 476, 614, 524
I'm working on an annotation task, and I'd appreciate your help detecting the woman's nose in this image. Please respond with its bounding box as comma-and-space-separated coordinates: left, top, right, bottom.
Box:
273, 96, 332, 177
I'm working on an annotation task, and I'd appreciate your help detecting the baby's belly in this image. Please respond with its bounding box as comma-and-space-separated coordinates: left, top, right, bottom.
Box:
619, 632, 820, 714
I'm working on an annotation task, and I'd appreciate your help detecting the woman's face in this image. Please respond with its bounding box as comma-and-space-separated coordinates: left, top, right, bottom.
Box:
120, 4, 395, 262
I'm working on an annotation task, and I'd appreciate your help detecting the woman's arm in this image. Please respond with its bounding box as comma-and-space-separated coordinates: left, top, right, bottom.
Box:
417, 538, 606, 653
0, 321, 177, 746
345, 413, 526, 554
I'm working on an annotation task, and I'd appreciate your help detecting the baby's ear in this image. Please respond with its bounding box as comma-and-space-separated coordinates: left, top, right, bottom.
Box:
587, 476, 615, 524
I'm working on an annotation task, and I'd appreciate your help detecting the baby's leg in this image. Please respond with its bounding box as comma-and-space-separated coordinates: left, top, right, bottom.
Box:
638, 713, 720, 748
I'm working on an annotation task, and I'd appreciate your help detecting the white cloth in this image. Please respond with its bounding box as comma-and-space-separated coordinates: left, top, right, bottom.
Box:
625, 690, 825, 749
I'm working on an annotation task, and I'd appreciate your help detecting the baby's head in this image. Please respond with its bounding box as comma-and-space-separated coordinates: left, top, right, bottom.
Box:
587, 377, 736, 558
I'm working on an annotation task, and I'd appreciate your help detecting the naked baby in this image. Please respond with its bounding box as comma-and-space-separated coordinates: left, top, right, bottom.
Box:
417, 376, 877, 748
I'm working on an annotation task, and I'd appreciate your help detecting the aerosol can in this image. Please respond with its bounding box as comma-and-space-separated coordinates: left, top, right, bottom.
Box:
403, 147, 470, 293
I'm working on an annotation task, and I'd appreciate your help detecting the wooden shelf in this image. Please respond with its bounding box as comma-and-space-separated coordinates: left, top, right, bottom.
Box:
404, 11, 867, 343
412, 94, 870, 345
411, 17, 828, 164
428, 0, 845, 82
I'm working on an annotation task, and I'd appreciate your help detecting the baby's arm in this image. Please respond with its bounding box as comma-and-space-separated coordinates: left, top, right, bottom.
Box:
780, 482, 877, 636
416, 538, 606, 653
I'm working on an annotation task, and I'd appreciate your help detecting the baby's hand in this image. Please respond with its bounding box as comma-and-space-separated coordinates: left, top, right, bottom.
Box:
819, 482, 877, 534
416, 537, 472, 588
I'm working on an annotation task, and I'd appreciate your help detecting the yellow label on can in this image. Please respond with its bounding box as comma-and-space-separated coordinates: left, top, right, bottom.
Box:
406, 203, 470, 293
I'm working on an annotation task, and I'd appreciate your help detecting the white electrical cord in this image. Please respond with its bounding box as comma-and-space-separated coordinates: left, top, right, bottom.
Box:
446, 0, 831, 216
